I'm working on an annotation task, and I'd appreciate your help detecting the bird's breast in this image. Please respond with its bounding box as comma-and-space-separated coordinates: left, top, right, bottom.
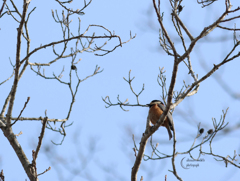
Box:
149, 106, 163, 125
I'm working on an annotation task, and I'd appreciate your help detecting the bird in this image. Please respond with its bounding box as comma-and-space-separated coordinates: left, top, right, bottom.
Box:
146, 100, 174, 140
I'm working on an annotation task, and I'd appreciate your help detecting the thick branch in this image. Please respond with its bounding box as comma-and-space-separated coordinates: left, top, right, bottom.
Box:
2, 1, 38, 180
6, 0, 29, 126
131, 113, 167, 181
131, 130, 148, 181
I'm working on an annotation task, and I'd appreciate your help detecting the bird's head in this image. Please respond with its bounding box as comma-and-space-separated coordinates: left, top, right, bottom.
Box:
146, 100, 164, 107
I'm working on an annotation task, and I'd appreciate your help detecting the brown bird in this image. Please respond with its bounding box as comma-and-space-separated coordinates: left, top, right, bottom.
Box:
147, 100, 174, 140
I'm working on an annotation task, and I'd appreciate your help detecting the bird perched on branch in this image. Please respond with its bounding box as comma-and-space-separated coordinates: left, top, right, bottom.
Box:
147, 100, 174, 140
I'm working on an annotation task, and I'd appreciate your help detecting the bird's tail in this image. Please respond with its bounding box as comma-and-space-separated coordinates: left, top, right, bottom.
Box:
167, 127, 173, 140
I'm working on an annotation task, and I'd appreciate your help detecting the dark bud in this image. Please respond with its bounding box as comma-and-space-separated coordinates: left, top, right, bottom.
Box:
199, 128, 204, 134
207, 129, 213, 134
71, 65, 77, 70
178, 5, 183, 13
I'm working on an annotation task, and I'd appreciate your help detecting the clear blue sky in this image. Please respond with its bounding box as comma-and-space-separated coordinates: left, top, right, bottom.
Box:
1, 0, 240, 180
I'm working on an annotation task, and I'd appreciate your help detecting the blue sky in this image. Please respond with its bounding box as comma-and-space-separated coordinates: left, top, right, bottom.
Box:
1, 0, 240, 180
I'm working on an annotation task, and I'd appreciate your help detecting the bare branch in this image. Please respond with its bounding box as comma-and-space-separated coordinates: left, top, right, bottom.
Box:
152, 0, 177, 57
55, 0, 91, 15
171, 118, 183, 181
6, 117, 67, 122
0, 70, 14, 86
11, 97, 30, 126
9, 0, 22, 17
34, 117, 48, 160
0, 0, 7, 16
21, 24, 135, 66
6, 0, 29, 126
172, 41, 240, 109
102, 70, 146, 111
172, 11, 194, 41
131, 116, 151, 181
123, 70, 145, 105
197, 0, 218, 8
217, 25, 240, 31
37, 167, 51, 177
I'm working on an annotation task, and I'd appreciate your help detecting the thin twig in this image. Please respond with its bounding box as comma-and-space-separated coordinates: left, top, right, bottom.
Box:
0, 0, 7, 16
0, 70, 15, 86
37, 167, 51, 177
11, 97, 30, 126
34, 117, 48, 160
